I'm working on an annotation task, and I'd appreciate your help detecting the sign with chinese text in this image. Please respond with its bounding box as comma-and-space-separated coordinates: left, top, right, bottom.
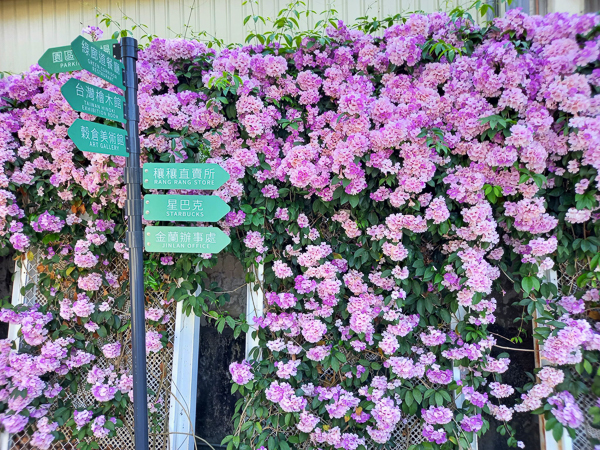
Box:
71, 36, 125, 89
38, 39, 118, 74
68, 118, 128, 157
143, 163, 230, 190
61, 79, 125, 123
143, 195, 230, 222
93, 40, 118, 56
144, 226, 231, 254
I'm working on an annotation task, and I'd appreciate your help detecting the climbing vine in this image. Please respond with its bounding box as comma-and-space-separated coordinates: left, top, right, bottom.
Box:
0, 2, 598, 450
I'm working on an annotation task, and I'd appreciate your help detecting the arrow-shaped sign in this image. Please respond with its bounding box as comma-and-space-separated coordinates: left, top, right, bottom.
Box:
144, 226, 231, 254
38, 39, 118, 74
68, 118, 128, 157
142, 163, 230, 190
143, 195, 230, 222
61, 79, 125, 123
71, 36, 125, 90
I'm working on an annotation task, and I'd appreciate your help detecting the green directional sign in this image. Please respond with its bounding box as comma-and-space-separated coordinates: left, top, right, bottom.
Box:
68, 118, 128, 157
143, 163, 230, 190
71, 36, 125, 90
38, 39, 118, 74
144, 226, 231, 254
143, 195, 230, 222
92, 40, 119, 57
61, 79, 125, 123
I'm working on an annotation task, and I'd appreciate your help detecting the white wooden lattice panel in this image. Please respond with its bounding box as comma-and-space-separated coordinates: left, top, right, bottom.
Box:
6, 252, 463, 450
8, 250, 176, 450
556, 262, 598, 450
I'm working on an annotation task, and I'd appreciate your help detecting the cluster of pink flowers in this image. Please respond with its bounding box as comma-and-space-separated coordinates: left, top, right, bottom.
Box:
265, 381, 307, 412
101, 342, 122, 359
541, 316, 595, 365
77, 272, 103, 291
548, 391, 584, 429
422, 406, 453, 425
0, 6, 599, 449
31, 211, 65, 233
229, 361, 254, 385
91, 415, 116, 439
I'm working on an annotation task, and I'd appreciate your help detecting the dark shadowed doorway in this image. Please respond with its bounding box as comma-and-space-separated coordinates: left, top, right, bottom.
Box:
195, 255, 247, 450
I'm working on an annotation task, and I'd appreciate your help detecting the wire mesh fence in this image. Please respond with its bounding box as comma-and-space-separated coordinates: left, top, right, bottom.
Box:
9, 251, 456, 450
557, 261, 599, 450
9, 250, 176, 450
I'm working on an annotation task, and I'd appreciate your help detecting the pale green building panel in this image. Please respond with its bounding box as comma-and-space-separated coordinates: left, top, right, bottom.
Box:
3, 0, 584, 74
0, 0, 496, 74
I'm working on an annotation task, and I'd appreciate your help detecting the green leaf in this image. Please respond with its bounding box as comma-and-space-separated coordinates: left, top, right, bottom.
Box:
552, 423, 563, 442
440, 309, 451, 323
413, 388, 423, 404
332, 356, 341, 372
522, 276, 536, 294
405, 390, 414, 407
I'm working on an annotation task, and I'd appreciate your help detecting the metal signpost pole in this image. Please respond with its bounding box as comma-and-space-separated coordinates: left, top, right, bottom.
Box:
120, 36, 149, 450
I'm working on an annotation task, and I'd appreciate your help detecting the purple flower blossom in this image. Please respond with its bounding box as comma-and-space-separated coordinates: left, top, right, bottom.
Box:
31, 211, 65, 233
101, 342, 122, 359
74, 410, 94, 429
422, 424, 447, 444
91, 383, 117, 402
421, 406, 453, 425
82, 26, 103, 41
229, 361, 254, 385
460, 414, 483, 432
548, 391, 584, 428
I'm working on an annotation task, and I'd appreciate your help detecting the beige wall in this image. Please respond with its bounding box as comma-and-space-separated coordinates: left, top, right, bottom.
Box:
1, 0, 472, 74
547, 0, 586, 13
2, 0, 587, 75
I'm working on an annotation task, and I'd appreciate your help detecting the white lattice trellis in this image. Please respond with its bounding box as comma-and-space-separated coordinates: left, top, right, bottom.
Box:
6, 250, 176, 450
3, 254, 466, 450
556, 262, 599, 450
571, 371, 600, 450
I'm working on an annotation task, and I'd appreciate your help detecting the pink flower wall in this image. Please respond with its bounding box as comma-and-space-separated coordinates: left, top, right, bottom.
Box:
0, 7, 599, 450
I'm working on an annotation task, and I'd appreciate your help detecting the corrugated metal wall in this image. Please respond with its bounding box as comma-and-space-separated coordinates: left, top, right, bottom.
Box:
585, 0, 600, 12
1, 0, 468, 74
1, 0, 585, 75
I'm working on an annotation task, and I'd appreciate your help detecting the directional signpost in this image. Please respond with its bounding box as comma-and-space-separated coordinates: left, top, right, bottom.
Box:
61, 79, 125, 122
143, 194, 230, 222
67, 119, 128, 157
38, 39, 118, 74
40, 34, 232, 450
144, 226, 231, 253
71, 35, 125, 90
118, 37, 150, 450
143, 163, 230, 189
142, 162, 231, 250
39, 34, 152, 450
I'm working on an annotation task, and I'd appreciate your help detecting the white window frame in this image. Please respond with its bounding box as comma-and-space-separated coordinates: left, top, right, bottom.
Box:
168, 264, 264, 450
0, 256, 264, 450
451, 306, 478, 450
168, 299, 201, 450
536, 270, 573, 450
0, 261, 26, 450
245, 264, 264, 359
